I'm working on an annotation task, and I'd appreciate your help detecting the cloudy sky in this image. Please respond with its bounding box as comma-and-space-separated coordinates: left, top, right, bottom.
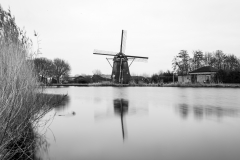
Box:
1, 0, 240, 76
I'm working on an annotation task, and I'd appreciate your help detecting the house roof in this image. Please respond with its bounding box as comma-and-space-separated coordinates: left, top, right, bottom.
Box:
189, 66, 218, 74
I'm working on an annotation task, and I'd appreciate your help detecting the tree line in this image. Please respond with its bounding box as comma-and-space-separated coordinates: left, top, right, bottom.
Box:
172, 50, 240, 83
33, 57, 71, 83
172, 50, 240, 74
150, 70, 177, 84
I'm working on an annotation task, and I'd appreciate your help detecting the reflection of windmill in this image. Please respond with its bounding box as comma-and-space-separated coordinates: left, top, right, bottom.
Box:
93, 30, 148, 84
113, 99, 128, 140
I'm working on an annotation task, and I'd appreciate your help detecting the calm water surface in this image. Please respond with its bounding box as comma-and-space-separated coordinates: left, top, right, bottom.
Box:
39, 87, 240, 160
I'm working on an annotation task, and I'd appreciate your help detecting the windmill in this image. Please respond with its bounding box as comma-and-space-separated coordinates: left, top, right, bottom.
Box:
93, 30, 148, 84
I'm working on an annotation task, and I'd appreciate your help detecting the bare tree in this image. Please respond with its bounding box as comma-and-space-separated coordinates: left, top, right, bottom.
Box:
224, 54, 239, 71
172, 50, 190, 75
203, 52, 214, 66
140, 73, 149, 78
131, 72, 137, 77
34, 58, 54, 83
53, 58, 71, 83
92, 69, 102, 75
214, 50, 226, 70
158, 70, 164, 76
192, 50, 203, 70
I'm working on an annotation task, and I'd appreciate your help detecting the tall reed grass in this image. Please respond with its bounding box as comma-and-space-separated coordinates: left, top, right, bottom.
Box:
0, 39, 47, 159
0, 6, 66, 159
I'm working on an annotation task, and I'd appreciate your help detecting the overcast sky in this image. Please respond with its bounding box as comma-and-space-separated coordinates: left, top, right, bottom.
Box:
1, 0, 240, 76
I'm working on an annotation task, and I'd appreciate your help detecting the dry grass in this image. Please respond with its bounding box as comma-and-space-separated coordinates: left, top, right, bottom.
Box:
0, 31, 68, 160
0, 42, 40, 159
0, 5, 68, 159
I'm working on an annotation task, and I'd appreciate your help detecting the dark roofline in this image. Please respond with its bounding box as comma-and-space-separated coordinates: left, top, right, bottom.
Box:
189, 66, 218, 74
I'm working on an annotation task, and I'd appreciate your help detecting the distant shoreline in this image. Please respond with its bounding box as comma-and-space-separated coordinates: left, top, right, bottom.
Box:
163, 83, 240, 88
42, 83, 240, 88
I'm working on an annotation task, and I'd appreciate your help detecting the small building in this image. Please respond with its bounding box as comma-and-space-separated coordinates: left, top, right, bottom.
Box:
178, 75, 191, 83
189, 66, 218, 83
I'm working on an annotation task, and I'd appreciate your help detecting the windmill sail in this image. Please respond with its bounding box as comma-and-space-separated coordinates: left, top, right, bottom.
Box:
125, 55, 148, 59
120, 30, 127, 54
108, 57, 148, 62
93, 49, 118, 56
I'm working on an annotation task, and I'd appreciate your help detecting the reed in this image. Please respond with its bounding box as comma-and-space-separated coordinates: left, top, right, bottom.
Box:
0, 6, 67, 159
0, 42, 49, 159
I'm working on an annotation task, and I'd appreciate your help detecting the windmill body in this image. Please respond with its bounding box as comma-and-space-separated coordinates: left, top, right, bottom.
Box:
93, 30, 148, 84
112, 53, 131, 84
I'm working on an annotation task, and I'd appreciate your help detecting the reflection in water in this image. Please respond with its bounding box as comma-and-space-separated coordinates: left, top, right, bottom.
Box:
94, 96, 148, 141
53, 95, 70, 112
113, 99, 129, 116
39, 87, 240, 160
194, 106, 204, 119
178, 104, 189, 119
176, 103, 239, 120
113, 99, 129, 140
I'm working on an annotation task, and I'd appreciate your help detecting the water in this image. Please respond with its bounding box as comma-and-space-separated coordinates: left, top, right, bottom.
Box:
39, 87, 240, 160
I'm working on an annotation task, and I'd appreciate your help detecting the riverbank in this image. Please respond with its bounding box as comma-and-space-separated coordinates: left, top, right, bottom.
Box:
163, 83, 240, 88
45, 83, 240, 88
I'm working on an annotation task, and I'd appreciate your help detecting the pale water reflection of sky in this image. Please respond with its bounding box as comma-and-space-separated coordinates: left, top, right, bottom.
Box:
1, 0, 240, 76
38, 87, 240, 160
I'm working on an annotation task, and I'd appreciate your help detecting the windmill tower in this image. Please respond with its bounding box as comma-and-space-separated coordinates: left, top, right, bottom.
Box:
93, 30, 148, 84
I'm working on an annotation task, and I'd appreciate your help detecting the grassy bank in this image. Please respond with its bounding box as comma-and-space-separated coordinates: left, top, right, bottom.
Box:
46, 82, 160, 87
46, 82, 240, 88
